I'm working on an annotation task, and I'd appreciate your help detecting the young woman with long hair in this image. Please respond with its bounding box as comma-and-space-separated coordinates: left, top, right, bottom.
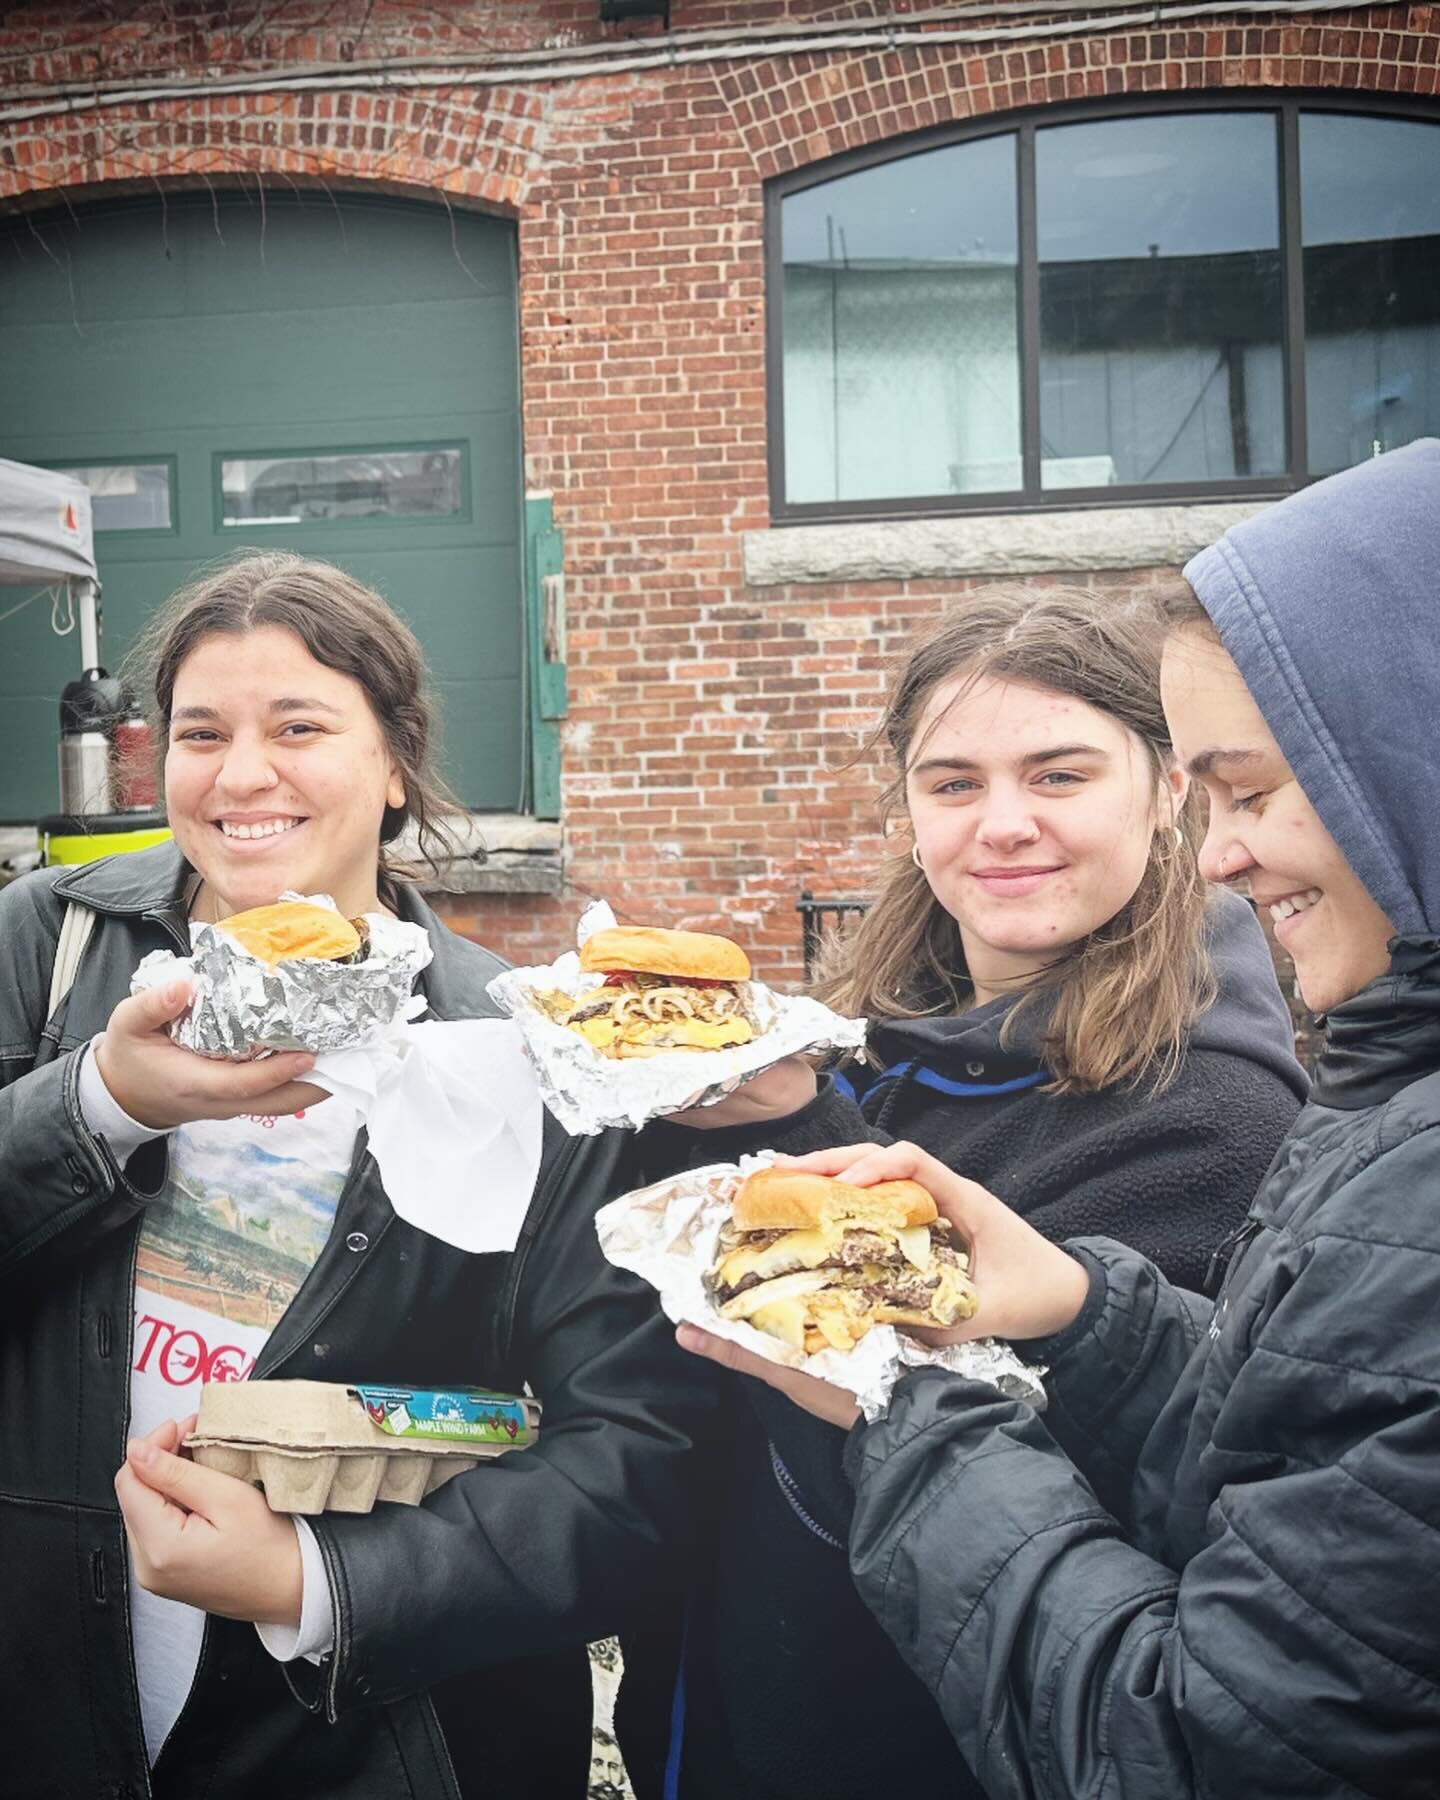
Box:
681, 440, 1440, 1799
619, 586, 1307, 1800
0, 551, 708, 1800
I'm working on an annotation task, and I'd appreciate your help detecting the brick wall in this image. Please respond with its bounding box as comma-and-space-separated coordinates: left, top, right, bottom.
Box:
2, 1, 1435, 989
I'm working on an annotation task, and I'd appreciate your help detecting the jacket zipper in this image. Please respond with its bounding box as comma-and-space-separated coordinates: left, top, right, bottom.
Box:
1204, 1214, 1264, 1297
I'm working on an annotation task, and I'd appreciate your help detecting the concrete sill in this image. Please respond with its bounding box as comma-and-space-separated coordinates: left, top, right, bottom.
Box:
742, 499, 1273, 586
415, 813, 563, 897
0, 814, 565, 898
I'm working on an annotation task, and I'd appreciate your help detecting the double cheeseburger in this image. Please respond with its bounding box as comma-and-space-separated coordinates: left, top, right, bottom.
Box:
707, 1167, 977, 1354
217, 900, 363, 967
537, 925, 760, 1059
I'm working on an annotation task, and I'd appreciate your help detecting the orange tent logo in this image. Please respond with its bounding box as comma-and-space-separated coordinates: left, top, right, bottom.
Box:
61, 502, 79, 534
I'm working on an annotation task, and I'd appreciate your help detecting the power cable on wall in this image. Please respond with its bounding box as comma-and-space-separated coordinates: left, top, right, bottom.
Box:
0, 0, 1388, 92
0, 0, 1405, 131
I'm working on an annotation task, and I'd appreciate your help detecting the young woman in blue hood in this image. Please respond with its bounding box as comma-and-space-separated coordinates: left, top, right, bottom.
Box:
619, 585, 1306, 1800
682, 439, 1440, 1799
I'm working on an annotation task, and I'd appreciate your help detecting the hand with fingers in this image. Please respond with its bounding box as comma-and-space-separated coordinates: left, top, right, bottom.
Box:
663, 1055, 819, 1130
93, 979, 329, 1129
779, 1141, 1091, 1344
676, 1140, 1091, 1424
115, 1414, 304, 1626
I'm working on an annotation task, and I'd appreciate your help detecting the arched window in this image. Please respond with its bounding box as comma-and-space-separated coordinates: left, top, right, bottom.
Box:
767, 100, 1440, 520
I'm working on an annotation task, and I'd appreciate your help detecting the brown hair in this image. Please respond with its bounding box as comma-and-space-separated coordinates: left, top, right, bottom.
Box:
1154, 573, 1221, 636
125, 550, 461, 882
815, 585, 1215, 1094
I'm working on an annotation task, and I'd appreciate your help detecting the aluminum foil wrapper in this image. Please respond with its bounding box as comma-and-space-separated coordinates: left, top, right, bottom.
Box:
595, 1153, 1047, 1422
486, 901, 868, 1135
130, 891, 433, 1057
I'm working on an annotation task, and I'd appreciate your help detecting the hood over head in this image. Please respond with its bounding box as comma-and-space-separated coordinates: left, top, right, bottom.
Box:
1183, 438, 1440, 938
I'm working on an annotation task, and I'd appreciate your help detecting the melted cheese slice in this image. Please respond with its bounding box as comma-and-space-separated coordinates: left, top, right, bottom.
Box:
748, 1296, 808, 1350
719, 1269, 831, 1320
716, 1224, 846, 1290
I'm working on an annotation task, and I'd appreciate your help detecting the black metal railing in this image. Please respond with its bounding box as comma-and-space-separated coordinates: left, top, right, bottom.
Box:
797, 889, 871, 981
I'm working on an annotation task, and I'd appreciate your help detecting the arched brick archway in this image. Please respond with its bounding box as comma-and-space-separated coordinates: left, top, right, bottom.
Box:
0, 83, 544, 212
712, 15, 1440, 179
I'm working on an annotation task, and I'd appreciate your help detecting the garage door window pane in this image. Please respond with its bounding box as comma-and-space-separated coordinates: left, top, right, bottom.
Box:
1036, 113, 1285, 488
781, 135, 1021, 502
221, 448, 464, 524
60, 461, 172, 530
1300, 113, 1440, 474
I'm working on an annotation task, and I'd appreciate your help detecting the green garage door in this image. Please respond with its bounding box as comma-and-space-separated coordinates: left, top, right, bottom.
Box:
0, 191, 524, 820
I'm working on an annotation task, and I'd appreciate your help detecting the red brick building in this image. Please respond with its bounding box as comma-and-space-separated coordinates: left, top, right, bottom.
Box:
1, 2, 1436, 988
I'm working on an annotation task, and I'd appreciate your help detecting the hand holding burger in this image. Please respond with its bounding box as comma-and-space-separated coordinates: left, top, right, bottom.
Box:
677, 1143, 1089, 1431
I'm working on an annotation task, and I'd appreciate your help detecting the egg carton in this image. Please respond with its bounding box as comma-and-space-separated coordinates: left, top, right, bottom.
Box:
185, 1380, 538, 1516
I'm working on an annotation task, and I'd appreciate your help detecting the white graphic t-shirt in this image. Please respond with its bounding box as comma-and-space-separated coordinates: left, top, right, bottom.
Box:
128, 1097, 359, 1766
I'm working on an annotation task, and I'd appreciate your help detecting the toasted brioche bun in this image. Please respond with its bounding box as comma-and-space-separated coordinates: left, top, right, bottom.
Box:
217, 900, 361, 967
578, 925, 751, 983
731, 1168, 937, 1235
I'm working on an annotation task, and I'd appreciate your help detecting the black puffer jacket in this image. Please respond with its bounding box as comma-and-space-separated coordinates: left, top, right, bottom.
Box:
0, 845, 714, 1800
846, 938, 1440, 1798
618, 894, 1306, 1800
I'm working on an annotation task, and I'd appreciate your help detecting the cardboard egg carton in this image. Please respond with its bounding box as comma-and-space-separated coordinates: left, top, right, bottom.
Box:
186, 1380, 539, 1516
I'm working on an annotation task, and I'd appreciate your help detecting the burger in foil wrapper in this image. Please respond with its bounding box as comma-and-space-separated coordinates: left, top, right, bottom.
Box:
130, 893, 433, 1057
486, 901, 867, 1135
595, 1154, 1046, 1421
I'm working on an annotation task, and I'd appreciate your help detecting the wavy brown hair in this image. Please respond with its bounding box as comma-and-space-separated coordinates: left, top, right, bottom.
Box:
124, 550, 461, 884
815, 585, 1215, 1094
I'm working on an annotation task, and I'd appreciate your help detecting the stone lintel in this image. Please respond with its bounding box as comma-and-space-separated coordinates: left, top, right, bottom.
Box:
743, 501, 1273, 587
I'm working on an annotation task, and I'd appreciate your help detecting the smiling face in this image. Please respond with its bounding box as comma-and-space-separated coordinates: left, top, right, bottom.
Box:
905, 674, 1181, 1004
1160, 623, 1395, 1013
164, 624, 405, 921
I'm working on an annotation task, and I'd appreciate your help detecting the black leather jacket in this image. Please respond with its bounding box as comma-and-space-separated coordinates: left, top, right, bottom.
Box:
845, 938, 1440, 1799
0, 845, 713, 1800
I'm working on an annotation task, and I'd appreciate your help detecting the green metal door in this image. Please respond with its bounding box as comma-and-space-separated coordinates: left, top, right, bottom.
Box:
0, 191, 524, 819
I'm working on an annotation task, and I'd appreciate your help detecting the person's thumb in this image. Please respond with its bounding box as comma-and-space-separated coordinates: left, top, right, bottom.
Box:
126, 1438, 219, 1518
115, 978, 195, 1038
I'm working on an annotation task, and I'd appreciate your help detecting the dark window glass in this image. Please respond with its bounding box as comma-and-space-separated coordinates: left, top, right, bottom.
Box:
780, 135, 1020, 502
220, 447, 463, 524
1036, 113, 1285, 488
59, 461, 172, 530
1300, 113, 1440, 473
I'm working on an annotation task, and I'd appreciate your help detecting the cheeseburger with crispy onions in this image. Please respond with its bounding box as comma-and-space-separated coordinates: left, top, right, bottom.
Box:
536, 925, 761, 1059
706, 1167, 977, 1354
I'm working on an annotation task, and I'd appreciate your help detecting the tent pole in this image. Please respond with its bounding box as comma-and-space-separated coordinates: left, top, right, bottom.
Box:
76, 576, 101, 672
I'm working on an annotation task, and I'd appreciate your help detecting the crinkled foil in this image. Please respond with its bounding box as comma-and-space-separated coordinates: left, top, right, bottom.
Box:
595, 1154, 1047, 1422
130, 891, 433, 1057
486, 901, 868, 1135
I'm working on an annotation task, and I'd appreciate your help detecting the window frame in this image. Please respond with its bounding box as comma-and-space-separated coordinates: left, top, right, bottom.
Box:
211, 439, 472, 532
764, 92, 1440, 524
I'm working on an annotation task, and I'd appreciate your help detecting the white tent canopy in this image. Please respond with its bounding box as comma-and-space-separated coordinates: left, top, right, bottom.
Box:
0, 457, 97, 587
0, 456, 103, 672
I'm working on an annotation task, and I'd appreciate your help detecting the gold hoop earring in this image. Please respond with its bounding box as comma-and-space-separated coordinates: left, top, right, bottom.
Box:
1172, 826, 1185, 850
911, 842, 924, 871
